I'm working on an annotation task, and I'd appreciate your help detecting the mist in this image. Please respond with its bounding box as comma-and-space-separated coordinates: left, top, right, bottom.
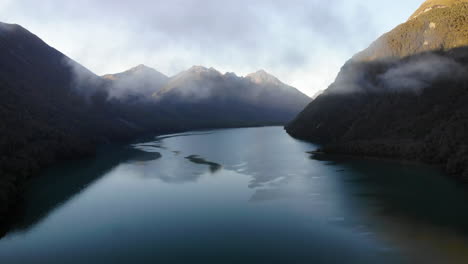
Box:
379, 54, 466, 93
327, 52, 468, 95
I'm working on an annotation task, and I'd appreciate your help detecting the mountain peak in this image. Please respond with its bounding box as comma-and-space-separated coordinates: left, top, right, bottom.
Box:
127, 64, 161, 74
189, 65, 208, 71
187, 65, 221, 74
247, 69, 282, 85
409, 0, 467, 20
132, 64, 150, 70
101, 64, 168, 98
104, 64, 167, 79
0, 22, 23, 34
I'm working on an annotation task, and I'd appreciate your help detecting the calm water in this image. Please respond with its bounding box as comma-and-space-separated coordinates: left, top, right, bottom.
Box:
1, 127, 468, 263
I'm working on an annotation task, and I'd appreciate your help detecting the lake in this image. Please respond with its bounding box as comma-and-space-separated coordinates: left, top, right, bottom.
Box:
1, 127, 468, 263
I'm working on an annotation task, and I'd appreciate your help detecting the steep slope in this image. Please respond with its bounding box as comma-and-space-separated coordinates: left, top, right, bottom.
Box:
354, 0, 468, 61
153, 66, 311, 126
103, 64, 168, 99
409, 0, 468, 19
286, 1, 468, 180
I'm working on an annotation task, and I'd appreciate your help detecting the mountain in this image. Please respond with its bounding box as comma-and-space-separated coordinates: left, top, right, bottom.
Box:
153, 66, 311, 125
0, 22, 177, 231
245, 70, 312, 113
0, 21, 311, 232
103, 64, 168, 99
286, 1, 468, 180
354, 0, 468, 61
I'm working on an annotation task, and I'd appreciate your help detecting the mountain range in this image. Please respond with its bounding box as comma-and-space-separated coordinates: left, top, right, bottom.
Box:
0, 21, 310, 232
286, 0, 468, 180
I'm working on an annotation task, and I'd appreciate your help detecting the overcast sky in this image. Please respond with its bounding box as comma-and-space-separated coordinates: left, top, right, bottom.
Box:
0, 0, 423, 96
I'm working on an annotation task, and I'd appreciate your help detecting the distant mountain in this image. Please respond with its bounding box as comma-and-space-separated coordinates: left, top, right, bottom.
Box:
354, 0, 468, 61
286, 1, 468, 180
154, 66, 310, 124
246, 70, 312, 112
103, 64, 168, 99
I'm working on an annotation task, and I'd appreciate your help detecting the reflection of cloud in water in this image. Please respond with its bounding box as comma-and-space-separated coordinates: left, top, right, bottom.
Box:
152, 171, 202, 184
133, 158, 205, 184
247, 173, 290, 189
266, 176, 290, 187
185, 155, 222, 174
232, 162, 248, 168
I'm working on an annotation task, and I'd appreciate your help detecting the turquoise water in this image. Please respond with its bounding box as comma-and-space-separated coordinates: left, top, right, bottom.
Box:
1, 127, 468, 263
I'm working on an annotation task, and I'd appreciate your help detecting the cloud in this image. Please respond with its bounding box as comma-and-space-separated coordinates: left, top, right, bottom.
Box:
327, 52, 468, 95
379, 54, 467, 93
0, 0, 423, 96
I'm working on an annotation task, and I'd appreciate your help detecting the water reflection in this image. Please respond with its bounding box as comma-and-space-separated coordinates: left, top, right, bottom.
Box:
3, 127, 468, 264
12, 147, 162, 233
309, 152, 468, 263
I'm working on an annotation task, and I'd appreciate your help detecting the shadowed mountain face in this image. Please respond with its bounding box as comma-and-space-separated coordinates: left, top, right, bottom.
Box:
354, 0, 468, 61
286, 1, 468, 180
0, 21, 310, 230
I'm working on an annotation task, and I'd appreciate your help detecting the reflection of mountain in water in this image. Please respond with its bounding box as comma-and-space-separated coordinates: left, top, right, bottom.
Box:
309, 152, 468, 236
12, 147, 161, 233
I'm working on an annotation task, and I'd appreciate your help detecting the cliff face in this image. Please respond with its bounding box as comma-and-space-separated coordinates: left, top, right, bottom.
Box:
286, 1, 468, 180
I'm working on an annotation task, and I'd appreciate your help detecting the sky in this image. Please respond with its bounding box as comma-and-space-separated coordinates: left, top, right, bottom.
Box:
0, 0, 424, 96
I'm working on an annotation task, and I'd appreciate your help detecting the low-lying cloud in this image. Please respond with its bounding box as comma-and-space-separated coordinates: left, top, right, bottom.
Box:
328, 52, 468, 95
379, 54, 466, 93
